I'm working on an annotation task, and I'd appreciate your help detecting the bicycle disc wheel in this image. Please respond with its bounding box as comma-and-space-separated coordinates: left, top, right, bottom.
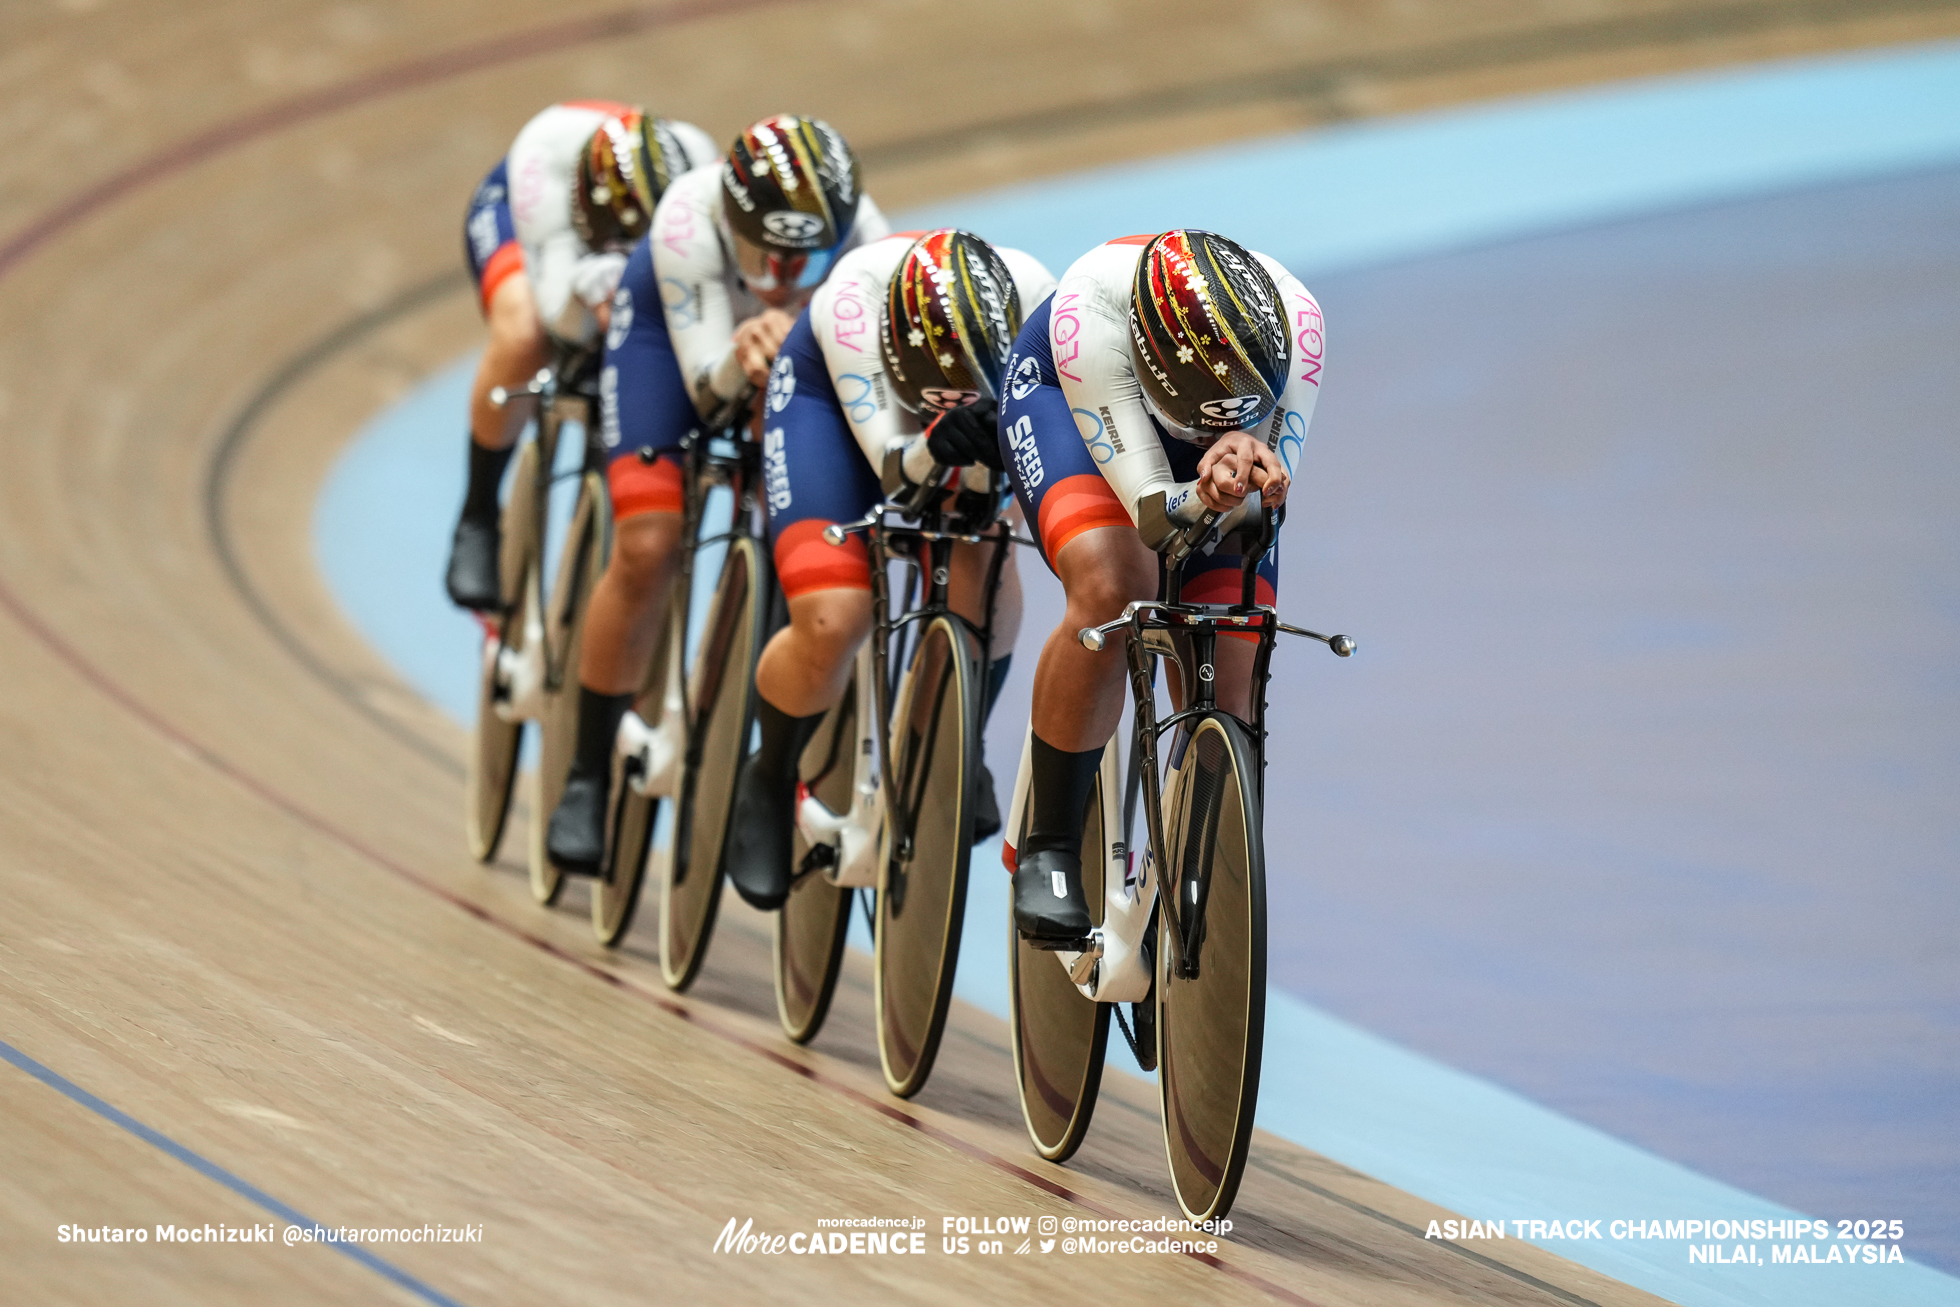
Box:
1156, 712, 1267, 1224
875, 614, 981, 1098
528, 470, 608, 906
773, 677, 858, 1044
1008, 756, 1112, 1161
594, 583, 682, 946
660, 533, 769, 991
464, 441, 539, 863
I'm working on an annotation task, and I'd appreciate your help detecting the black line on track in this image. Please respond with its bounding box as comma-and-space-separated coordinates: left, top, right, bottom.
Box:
859, 0, 1960, 170
202, 269, 472, 781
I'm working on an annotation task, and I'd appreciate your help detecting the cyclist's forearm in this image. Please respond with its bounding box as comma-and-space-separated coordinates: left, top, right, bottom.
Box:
689, 348, 751, 417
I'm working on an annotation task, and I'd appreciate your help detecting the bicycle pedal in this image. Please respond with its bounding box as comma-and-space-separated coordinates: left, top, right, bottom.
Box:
1023, 934, 1095, 954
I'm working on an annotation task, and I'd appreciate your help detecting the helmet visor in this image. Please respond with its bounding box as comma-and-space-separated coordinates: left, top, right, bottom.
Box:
733, 234, 837, 293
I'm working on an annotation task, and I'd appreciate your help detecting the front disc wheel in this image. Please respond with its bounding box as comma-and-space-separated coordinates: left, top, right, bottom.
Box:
660, 533, 769, 991
1156, 713, 1266, 1224
875, 615, 981, 1098
774, 677, 860, 1044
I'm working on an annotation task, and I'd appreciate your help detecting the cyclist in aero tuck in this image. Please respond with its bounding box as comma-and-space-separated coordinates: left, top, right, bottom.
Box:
446, 102, 715, 609
995, 229, 1324, 942
723, 228, 1057, 910
545, 115, 890, 874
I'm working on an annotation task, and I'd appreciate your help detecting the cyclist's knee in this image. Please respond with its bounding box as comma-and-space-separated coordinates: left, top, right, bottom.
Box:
485, 274, 542, 351
788, 588, 873, 662
608, 512, 683, 589
1057, 530, 1154, 622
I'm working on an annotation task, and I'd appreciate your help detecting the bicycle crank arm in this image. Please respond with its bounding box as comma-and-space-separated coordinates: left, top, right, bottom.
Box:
492, 638, 545, 724
1067, 934, 1105, 988
617, 711, 680, 799
795, 792, 880, 887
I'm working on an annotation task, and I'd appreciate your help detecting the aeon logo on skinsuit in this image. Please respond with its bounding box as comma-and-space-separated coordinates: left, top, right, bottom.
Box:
1007, 353, 1042, 401
1199, 394, 1264, 425
762, 210, 825, 244
767, 355, 796, 413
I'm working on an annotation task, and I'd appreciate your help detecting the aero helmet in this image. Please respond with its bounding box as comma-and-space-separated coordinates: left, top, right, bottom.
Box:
1129, 229, 1289, 437
721, 114, 862, 293
574, 111, 707, 250
880, 229, 1023, 414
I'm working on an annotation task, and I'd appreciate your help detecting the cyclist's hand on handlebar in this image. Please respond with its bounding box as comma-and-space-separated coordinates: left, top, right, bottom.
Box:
923, 398, 1003, 470
1196, 433, 1290, 511
733, 309, 796, 386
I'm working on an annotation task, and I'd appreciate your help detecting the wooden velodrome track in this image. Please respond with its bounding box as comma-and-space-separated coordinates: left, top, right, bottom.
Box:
4, 2, 1957, 1303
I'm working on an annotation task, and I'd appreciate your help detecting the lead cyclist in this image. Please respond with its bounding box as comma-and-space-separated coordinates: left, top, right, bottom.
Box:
446, 102, 715, 610
996, 229, 1325, 942
545, 116, 891, 874
722, 228, 1056, 909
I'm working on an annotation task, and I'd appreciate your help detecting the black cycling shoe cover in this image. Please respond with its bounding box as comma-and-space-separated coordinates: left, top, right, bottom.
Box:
546, 770, 609, 876
445, 516, 502, 611
1013, 847, 1093, 943
973, 761, 1001, 841
725, 752, 797, 910
724, 700, 822, 911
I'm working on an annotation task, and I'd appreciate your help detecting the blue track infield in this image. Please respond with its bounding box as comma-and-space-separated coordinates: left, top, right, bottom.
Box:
316, 43, 1960, 1306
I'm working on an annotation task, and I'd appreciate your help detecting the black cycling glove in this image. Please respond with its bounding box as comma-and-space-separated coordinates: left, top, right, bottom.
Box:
923, 399, 1004, 471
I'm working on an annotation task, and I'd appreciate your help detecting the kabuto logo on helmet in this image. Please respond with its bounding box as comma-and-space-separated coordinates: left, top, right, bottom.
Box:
919, 387, 980, 412
1199, 395, 1265, 424
762, 210, 826, 243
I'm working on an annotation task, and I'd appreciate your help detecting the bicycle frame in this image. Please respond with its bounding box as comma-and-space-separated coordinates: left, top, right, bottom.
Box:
1051, 503, 1352, 999
791, 463, 1011, 893
487, 353, 599, 726
617, 415, 767, 799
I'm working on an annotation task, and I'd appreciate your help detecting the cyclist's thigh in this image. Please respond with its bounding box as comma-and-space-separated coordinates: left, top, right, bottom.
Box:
762, 317, 882, 602
464, 161, 522, 318
999, 298, 1131, 576
603, 243, 698, 524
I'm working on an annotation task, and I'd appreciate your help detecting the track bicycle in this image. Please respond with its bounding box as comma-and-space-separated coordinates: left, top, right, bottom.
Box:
596, 399, 777, 986
773, 456, 1010, 1099
1005, 492, 1352, 1222
464, 348, 609, 910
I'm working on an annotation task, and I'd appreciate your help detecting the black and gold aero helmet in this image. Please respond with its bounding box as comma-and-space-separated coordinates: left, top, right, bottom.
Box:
880, 230, 1023, 415
573, 111, 700, 251
1129, 229, 1289, 437
721, 115, 862, 293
